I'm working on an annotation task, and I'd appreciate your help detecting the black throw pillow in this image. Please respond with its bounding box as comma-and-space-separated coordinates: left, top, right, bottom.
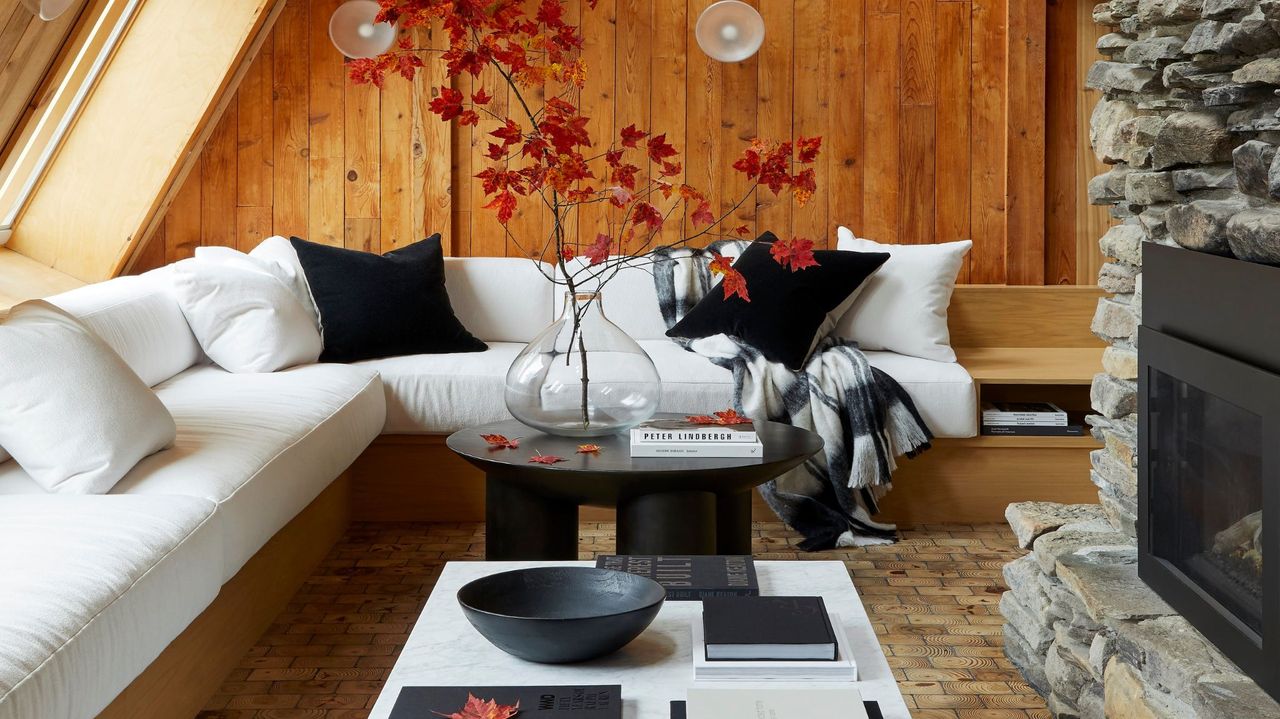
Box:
289, 234, 487, 362
667, 232, 889, 370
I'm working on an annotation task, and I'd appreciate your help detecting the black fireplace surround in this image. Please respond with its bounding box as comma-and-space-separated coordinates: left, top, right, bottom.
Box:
1140, 243, 1280, 700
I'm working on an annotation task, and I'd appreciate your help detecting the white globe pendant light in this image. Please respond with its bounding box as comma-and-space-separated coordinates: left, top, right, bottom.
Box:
696, 0, 765, 63
329, 0, 397, 59
20, 0, 78, 22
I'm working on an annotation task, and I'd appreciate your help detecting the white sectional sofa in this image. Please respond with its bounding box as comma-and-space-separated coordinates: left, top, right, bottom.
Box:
0, 255, 976, 719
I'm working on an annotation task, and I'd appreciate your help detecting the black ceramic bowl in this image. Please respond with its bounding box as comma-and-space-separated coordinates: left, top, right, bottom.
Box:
457, 566, 666, 663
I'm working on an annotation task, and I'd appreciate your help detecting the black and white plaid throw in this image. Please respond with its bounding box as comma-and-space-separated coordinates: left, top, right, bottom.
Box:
650, 241, 934, 549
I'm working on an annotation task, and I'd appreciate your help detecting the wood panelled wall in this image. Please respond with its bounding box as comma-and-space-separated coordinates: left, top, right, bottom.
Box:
139, 0, 1102, 285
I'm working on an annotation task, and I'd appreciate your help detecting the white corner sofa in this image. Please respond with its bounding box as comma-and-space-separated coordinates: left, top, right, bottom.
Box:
0, 255, 976, 719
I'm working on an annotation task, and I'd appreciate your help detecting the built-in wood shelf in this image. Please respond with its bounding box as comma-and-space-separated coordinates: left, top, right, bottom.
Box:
957, 346, 1104, 386
0, 247, 82, 311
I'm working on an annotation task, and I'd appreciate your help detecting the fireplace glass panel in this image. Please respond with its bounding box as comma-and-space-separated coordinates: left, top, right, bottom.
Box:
1150, 369, 1263, 635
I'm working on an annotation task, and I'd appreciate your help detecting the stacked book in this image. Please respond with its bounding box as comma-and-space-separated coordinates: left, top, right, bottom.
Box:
981, 401, 1084, 437
595, 555, 758, 601
675, 688, 875, 719
693, 595, 857, 682
629, 418, 763, 458
390, 685, 620, 718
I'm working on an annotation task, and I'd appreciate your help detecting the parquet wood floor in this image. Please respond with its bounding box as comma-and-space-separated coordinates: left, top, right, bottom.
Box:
195, 522, 1049, 719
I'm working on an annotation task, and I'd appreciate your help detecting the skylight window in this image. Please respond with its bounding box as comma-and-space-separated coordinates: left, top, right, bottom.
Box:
0, 0, 141, 243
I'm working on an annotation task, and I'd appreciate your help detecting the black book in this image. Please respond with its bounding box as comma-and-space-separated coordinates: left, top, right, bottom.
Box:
389, 686, 620, 719
670, 700, 883, 719
981, 424, 1085, 437
701, 595, 837, 661
595, 555, 758, 601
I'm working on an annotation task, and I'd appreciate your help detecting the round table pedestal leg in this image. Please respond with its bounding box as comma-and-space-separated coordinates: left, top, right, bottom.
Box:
716, 491, 754, 555
616, 491, 717, 555
485, 476, 579, 560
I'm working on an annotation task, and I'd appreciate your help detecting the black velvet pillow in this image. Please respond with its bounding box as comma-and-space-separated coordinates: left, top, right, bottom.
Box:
667, 232, 889, 370
290, 234, 487, 363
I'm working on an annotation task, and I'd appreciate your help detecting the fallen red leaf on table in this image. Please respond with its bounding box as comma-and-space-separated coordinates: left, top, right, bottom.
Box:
481, 433, 520, 449
432, 694, 519, 719
528, 453, 566, 465
576, 444, 602, 454
686, 409, 753, 426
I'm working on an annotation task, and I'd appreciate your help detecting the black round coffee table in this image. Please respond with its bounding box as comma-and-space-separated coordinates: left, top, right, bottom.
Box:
446, 415, 823, 560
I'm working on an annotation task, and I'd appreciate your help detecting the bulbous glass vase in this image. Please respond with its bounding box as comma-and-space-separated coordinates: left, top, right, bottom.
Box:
505, 291, 662, 437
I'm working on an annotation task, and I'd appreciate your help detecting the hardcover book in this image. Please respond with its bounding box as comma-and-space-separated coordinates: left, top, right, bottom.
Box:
683, 687, 870, 719
671, 699, 882, 719
702, 595, 837, 661
981, 424, 1085, 437
389, 686, 621, 719
595, 555, 758, 601
630, 418, 758, 443
629, 441, 763, 458
981, 401, 1067, 426
691, 613, 857, 681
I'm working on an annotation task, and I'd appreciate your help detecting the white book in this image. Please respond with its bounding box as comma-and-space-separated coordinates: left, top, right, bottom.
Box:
686, 687, 868, 719
982, 416, 1069, 427
631, 428, 759, 443
630, 441, 763, 458
691, 613, 857, 682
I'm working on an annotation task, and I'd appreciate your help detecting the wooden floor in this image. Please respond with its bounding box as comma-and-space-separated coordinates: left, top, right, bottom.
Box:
195, 522, 1048, 719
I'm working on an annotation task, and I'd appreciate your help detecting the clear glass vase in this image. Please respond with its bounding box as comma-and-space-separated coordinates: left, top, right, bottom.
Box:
505, 291, 662, 437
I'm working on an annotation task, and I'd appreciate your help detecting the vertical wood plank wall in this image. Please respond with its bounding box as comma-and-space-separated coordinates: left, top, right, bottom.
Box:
140, 0, 1103, 286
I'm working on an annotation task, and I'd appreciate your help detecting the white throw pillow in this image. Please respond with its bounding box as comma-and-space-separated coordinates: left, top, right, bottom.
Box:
172, 255, 322, 373
834, 228, 972, 363
245, 235, 323, 334
0, 301, 176, 493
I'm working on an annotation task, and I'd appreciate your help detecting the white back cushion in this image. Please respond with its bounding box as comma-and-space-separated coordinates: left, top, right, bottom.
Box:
835, 228, 972, 363
173, 257, 323, 373
443, 257, 555, 342
47, 267, 201, 387
555, 257, 668, 339
0, 302, 176, 494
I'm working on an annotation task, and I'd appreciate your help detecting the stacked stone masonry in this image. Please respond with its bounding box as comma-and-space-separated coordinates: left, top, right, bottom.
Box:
1002, 1, 1280, 716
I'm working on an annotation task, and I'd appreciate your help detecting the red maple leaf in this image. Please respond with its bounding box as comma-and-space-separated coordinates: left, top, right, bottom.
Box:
528, 453, 566, 465
480, 433, 520, 449
791, 167, 817, 207
770, 237, 819, 272
686, 409, 753, 426
485, 142, 507, 160
471, 88, 494, 105
432, 693, 520, 719
796, 135, 823, 164
732, 147, 761, 179
428, 86, 466, 121
585, 232, 612, 265
660, 160, 682, 177
646, 133, 678, 164
609, 186, 634, 208
560, 244, 576, 261
491, 119, 524, 146
631, 202, 664, 231
734, 224, 751, 237
709, 252, 750, 302
690, 201, 715, 228
577, 444, 602, 454
483, 191, 518, 224
620, 124, 648, 148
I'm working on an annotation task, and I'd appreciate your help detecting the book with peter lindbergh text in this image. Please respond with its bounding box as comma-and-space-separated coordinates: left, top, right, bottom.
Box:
630, 418, 758, 444
595, 555, 758, 601
389, 686, 620, 719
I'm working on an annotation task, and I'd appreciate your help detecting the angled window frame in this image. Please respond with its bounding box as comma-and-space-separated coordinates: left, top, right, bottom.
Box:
0, 0, 143, 243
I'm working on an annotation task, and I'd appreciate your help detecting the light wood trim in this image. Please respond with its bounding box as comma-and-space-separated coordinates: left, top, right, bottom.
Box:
0, 245, 81, 309
949, 284, 1105, 348
956, 347, 1103, 386
349, 436, 1097, 525
96, 474, 351, 719
8, 0, 283, 282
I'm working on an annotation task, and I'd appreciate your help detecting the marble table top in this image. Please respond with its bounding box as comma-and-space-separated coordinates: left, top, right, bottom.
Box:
368, 560, 911, 719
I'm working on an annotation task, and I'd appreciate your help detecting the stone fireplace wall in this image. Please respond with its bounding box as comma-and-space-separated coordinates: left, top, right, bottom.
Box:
1000, 1, 1280, 716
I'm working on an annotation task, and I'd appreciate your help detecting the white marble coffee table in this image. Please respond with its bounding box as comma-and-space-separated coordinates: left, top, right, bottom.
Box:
368, 560, 910, 719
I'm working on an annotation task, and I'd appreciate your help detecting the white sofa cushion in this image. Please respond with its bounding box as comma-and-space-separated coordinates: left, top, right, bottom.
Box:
0, 495, 222, 719
0, 301, 177, 494
835, 229, 972, 363
444, 257, 555, 342
47, 266, 201, 387
0, 364, 385, 581
173, 256, 323, 373
355, 340, 977, 439
358, 344, 526, 434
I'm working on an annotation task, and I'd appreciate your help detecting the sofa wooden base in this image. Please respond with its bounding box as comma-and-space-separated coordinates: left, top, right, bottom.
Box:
96, 475, 351, 719
349, 435, 1099, 525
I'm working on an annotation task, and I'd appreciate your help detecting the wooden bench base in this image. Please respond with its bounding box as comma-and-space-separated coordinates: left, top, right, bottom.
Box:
348, 434, 1099, 525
